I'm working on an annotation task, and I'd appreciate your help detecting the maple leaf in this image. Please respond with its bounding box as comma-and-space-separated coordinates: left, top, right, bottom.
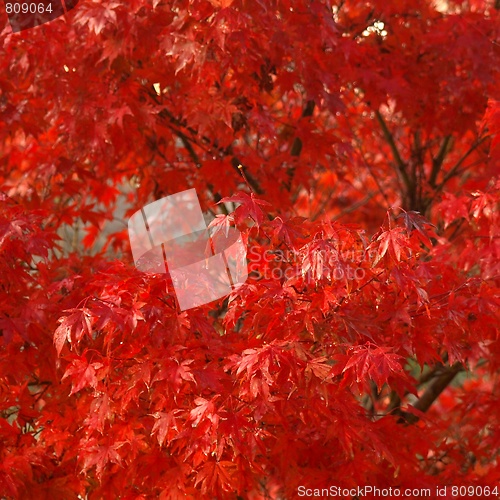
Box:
300, 239, 342, 282
84, 394, 112, 433
218, 192, 271, 228
194, 460, 237, 494
54, 308, 93, 356
436, 193, 470, 229
397, 210, 436, 248
151, 411, 181, 447
371, 227, 408, 265
481, 99, 500, 162
75, 2, 120, 35
98, 36, 123, 66
80, 438, 125, 478
62, 355, 105, 395
268, 215, 306, 249
109, 104, 133, 128
189, 396, 219, 428
305, 356, 333, 381
342, 345, 405, 390
208, 213, 234, 238
152, 358, 196, 391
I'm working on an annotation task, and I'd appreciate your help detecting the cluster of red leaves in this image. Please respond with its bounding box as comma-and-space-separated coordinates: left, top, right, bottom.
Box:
0, 0, 499, 498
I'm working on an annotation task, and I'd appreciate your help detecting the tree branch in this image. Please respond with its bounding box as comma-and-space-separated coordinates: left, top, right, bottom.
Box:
402, 363, 464, 424
285, 100, 316, 190
424, 134, 490, 210
429, 135, 452, 187
145, 85, 264, 195
436, 135, 490, 191
375, 110, 411, 191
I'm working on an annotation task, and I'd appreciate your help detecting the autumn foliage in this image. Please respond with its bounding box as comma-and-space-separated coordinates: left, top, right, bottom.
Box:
0, 0, 499, 498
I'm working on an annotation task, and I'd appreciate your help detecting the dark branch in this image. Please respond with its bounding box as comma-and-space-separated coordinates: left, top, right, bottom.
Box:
429, 135, 452, 187
399, 363, 464, 424
375, 110, 411, 192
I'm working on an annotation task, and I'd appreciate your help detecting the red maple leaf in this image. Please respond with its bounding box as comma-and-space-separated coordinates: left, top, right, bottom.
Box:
219, 192, 271, 228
